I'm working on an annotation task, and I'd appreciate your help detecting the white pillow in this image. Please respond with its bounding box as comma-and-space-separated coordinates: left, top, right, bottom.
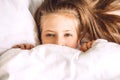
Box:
29, 0, 43, 16
0, 0, 39, 52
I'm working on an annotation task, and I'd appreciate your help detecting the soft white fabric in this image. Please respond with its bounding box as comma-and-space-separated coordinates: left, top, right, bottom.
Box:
0, 0, 120, 80
0, 39, 120, 80
29, 0, 43, 16
0, 0, 39, 53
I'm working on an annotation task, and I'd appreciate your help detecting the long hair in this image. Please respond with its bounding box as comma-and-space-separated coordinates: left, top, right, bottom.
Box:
34, 0, 120, 44
34, 0, 89, 44
85, 0, 120, 44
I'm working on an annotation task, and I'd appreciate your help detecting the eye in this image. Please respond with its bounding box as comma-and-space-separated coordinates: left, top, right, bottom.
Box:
46, 34, 55, 37
64, 33, 72, 37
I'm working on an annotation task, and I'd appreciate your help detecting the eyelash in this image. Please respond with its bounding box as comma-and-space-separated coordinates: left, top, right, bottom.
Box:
45, 33, 72, 37
46, 34, 55, 37
64, 33, 72, 37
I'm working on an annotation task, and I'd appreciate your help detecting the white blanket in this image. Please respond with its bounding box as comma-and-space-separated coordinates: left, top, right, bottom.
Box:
0, 39, 120, 80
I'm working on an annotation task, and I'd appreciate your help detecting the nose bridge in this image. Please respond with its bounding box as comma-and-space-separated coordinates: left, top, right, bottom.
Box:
56, 35, 65, 46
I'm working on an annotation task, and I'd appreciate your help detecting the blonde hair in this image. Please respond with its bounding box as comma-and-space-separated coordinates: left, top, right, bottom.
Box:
85, 0, 120, 43
35, 0, 87, 43
35, 0, 120, 44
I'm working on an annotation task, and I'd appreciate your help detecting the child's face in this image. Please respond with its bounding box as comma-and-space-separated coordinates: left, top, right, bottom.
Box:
40, 13, 80, 48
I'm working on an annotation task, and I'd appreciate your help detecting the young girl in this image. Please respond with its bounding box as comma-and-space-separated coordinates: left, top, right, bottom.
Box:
13, 0, 120, 52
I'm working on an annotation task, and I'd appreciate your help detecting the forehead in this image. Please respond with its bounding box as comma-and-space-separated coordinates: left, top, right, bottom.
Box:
41, 10, 80, 30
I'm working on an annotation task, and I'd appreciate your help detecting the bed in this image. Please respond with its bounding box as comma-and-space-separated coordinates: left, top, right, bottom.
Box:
0, 0, 120, 80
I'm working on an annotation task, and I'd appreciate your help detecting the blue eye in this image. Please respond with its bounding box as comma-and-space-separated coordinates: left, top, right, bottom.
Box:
46, 34, 55, 37
65, 33, 72, 37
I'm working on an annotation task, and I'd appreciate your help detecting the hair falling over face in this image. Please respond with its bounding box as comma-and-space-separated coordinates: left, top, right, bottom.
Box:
34, 0, 120, 44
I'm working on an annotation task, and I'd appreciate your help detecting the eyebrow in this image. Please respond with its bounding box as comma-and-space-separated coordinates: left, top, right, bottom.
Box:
43, 30, 73, 32
43, 30, 54, 32
63, 30, 73, 32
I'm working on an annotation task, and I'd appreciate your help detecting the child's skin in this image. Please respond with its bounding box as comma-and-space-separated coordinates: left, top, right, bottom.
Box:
13, 11, 94, 52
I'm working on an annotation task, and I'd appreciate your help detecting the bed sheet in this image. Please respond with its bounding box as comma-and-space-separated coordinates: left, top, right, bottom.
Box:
0, 39, 120, 80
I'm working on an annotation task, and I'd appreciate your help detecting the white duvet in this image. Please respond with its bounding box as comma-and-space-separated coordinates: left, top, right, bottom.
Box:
0, 39, 120, 80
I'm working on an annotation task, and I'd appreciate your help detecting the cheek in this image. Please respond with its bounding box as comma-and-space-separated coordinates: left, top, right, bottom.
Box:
66, 38, 80, 48
41, 34, 55, 44
41, 34, 45, 44
41, 32, 48, 44
41, 36, 50, 44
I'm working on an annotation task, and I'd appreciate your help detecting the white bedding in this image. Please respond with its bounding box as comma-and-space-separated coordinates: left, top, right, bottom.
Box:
0, 39, 120, 80
0, 0, 42, 53
0, 0, 120, 80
